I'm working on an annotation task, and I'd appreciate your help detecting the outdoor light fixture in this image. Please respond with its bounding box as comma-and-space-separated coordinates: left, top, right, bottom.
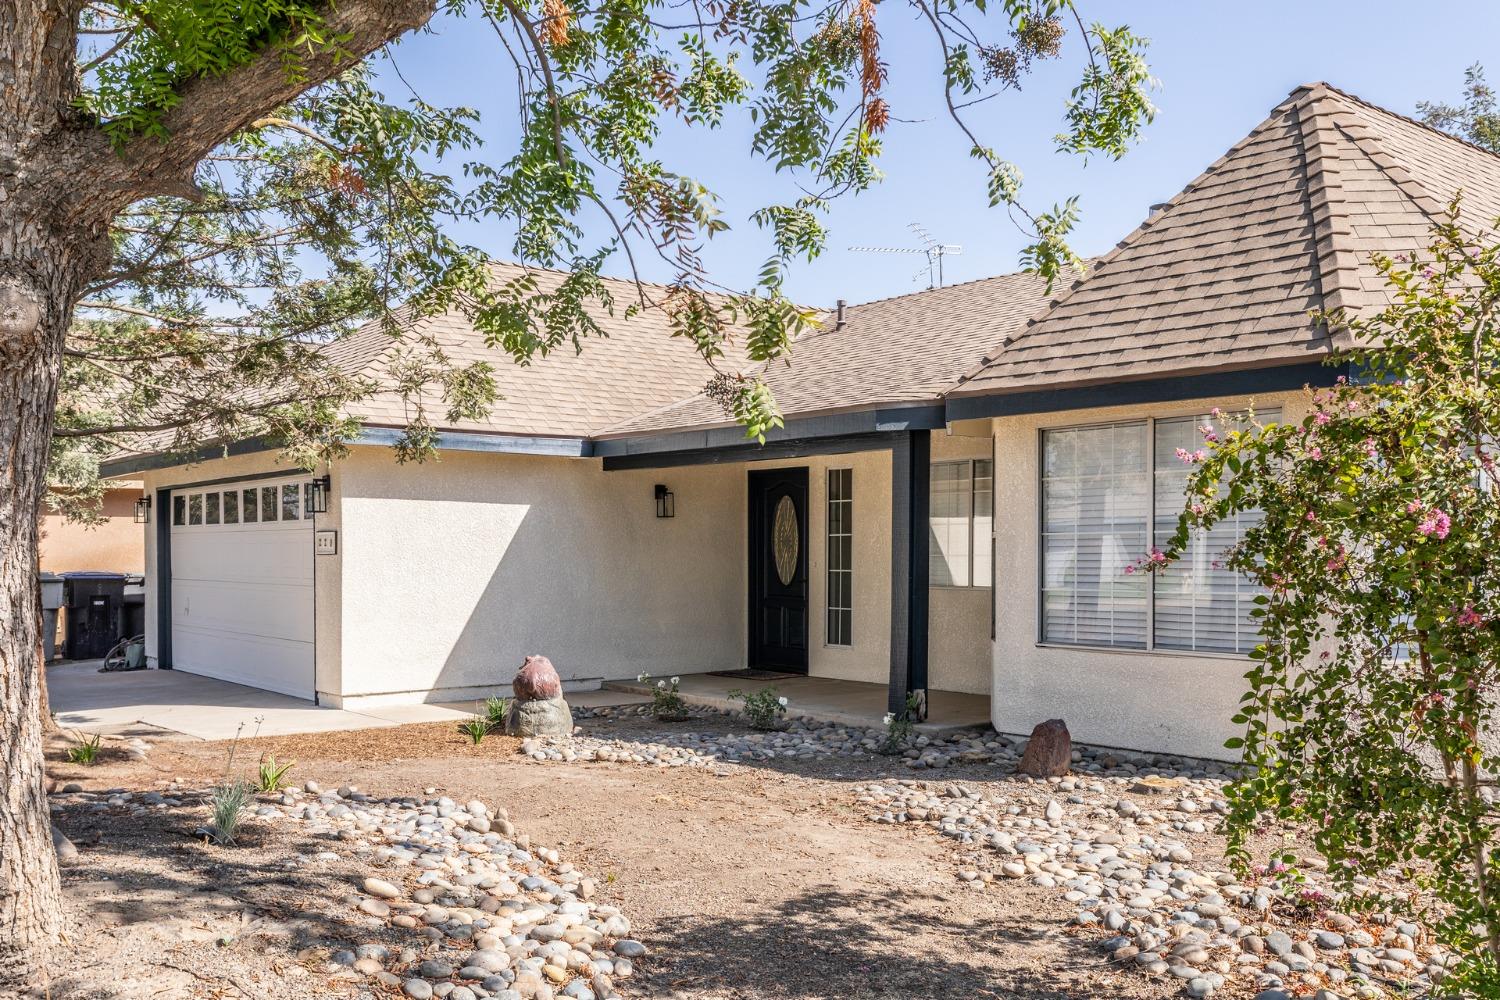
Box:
305, 475, 332, 514
654, 484, 675, 518
133, 495, 151, 524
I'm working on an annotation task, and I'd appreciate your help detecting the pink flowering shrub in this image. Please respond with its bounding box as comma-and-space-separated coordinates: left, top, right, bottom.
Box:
1144, 202, 1500, 993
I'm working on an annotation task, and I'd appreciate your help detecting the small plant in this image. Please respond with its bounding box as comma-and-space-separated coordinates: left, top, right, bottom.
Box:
458, 716, 489, 745
728, 686, 788, 731
65, 734, 102, 765
256, 753, 295, 792
879, 691, 921, 754
209, 780, 253, 845
483, 695, 512, 731
638, 672, 687, 720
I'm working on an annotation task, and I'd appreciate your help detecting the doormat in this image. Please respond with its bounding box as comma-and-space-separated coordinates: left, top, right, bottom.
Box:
705, 668, 801, 680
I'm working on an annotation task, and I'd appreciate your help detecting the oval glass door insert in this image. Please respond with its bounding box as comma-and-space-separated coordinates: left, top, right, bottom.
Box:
772, 495, 799, 585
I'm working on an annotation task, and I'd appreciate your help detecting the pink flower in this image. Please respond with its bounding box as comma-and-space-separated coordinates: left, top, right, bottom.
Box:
1406, 499, 1423, 514
1198, 424, 1219, 443
1456, 607, 1484, 627
1362, 438, 1377, 458
1307, 446, 1323, 460
1417, 508, 1452, 540
1314, 411, 1332, 426
1124, 565, 1136, 575
1175, 447, 1205, 464
1149, 548, 1167, 564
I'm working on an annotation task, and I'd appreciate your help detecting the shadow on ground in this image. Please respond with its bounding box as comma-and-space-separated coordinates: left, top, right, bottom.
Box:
638, 884, 1111, 1000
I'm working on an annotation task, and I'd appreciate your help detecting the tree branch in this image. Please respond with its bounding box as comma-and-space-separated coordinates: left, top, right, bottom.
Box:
85, 0, 439, 209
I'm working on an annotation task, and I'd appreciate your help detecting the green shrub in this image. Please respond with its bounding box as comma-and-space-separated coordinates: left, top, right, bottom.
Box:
728, 686, 788, 731
879, 691, 920, 755
209, 781, 253, 845
65, 734, 102, 765
458, 716, 489, 745
255, 754, 295, 792
484, 696, 512, 730
638, 672, 687, 720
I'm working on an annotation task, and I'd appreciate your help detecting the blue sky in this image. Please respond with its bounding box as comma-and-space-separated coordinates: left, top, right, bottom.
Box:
378, 1, 1500, 307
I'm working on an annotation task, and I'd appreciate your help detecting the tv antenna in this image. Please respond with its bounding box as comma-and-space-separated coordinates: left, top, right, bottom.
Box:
850, 222, 963, 288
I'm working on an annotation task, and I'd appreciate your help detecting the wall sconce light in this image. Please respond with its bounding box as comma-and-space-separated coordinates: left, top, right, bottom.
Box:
305, 475, 332, 514
654, 484, 675, 518
133, 495, 152, 524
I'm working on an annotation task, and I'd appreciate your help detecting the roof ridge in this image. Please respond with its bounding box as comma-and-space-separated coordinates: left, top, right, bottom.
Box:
947, 86, 1315, 395
1291, 86, 1367, 352
1311, 79, 1500, 167
839, 267, 1039, 310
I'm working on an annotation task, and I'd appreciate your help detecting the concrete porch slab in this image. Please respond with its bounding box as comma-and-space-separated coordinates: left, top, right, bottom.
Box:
605, 672, 991, 734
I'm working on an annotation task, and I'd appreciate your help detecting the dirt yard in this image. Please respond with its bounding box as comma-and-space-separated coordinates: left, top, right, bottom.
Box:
42, 715, 1191, 1000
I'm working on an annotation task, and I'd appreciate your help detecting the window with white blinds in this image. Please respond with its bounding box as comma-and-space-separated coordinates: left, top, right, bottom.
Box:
930, 459, 994, 588
1041, 423, 1150, 648
1152, 413, 1275, 653
1041, 412, 1274, 654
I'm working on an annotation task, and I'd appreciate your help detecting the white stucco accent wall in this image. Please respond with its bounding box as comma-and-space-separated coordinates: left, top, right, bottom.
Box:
990, 389, 1307, 760
333, 447, 747, 705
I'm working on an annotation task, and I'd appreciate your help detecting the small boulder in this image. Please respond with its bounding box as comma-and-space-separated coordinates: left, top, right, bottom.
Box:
508, 697, 573, 738
513, 655, 563, 701
1017, 718, 1071, 777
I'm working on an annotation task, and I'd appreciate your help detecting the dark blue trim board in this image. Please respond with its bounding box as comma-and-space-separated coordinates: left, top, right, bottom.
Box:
153, 486, 173, 670
945, 362, 1350, 422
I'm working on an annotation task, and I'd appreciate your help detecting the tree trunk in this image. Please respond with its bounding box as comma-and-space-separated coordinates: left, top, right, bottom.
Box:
0, 234, 89, 993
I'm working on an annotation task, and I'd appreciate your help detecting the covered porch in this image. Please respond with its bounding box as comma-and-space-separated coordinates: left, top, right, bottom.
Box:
597, 407, 996, 725
606, 671, 992, 734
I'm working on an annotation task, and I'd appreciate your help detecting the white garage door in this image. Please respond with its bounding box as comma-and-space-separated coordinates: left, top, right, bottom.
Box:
170, 477, 315, 699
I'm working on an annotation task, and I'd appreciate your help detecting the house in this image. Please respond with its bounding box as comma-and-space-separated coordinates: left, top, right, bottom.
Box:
101, 83, 1500, 760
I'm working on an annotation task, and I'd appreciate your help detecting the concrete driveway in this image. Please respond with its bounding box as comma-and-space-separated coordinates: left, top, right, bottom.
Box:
48, 661, 473, 740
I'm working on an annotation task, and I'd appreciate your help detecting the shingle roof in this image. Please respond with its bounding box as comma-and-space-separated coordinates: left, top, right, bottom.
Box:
949, 81, 1500, 397
596, 269, 1051, 437
341, 264, 752, 438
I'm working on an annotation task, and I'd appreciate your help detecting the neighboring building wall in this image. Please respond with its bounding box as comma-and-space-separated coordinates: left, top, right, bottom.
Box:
990, 388, 1307, 760
40, 486, 145, 574
334, 447, 747, 706
137, 451, 343, 699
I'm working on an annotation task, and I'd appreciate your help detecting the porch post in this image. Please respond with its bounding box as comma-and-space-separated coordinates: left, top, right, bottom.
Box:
888, 430, 930, 718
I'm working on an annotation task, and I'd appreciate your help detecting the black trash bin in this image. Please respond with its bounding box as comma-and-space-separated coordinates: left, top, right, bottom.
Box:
62, 571, 126, 659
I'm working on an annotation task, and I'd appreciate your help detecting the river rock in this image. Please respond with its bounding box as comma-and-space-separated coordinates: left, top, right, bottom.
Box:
1017, 718, 1071, 777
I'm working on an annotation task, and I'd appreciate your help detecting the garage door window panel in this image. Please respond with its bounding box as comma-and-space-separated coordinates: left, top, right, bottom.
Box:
281, 484, 300, 520
242, 488, 258, 523
188, 493, 203, 525
172, 495, 186, 526
261, 486, 278, 521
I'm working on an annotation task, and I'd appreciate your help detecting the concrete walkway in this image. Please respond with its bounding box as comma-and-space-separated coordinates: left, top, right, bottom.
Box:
47, 661, 483, 740
606, 672, 992, 734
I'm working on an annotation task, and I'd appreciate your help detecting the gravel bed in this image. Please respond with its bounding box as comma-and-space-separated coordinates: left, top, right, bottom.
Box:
855, 774, 1454, 1000
51, 779, 646, 1000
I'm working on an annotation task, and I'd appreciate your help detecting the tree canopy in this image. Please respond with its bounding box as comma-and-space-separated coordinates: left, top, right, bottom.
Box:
52, 0, 1156, 517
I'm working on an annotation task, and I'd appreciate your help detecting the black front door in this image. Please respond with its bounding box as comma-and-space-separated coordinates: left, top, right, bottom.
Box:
748, 468, 809, 672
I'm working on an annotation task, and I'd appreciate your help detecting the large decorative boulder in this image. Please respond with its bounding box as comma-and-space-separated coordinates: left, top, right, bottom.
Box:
1017, 718, 1071, 777
506, 655, 572, 737
513, 655, 563, 700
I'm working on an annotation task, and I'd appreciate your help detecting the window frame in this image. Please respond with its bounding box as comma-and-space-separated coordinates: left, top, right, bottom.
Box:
929, 458, 994, 591
1035, 411, 1273, 660
825, 467, 854, 647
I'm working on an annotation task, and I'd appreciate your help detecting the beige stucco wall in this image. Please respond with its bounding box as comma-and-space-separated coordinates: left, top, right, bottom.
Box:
40, 487, 145, 574
928, 429, 995, 695
990, 389, 1307, 760
333, 447, 747, 705
137, 451, 343, 698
